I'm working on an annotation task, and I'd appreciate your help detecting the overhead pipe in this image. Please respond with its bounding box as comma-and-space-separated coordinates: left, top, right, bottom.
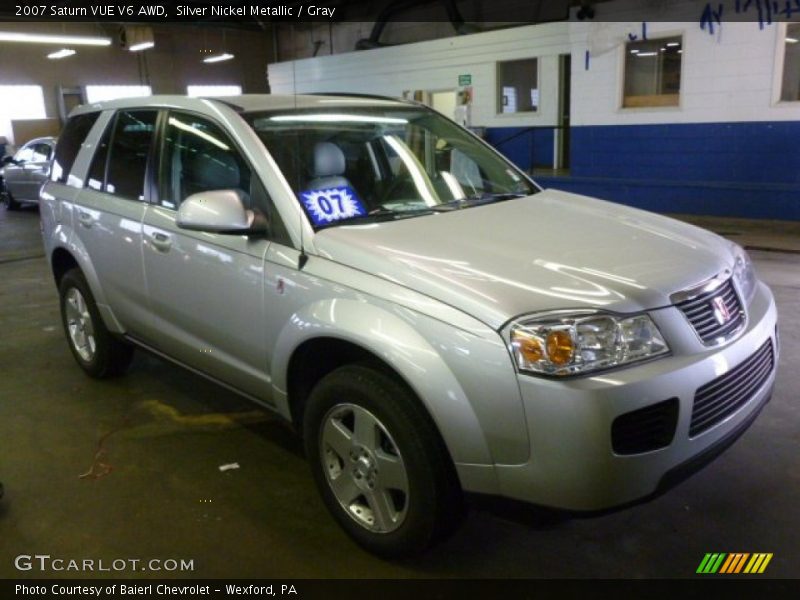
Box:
355, 0, 478, 50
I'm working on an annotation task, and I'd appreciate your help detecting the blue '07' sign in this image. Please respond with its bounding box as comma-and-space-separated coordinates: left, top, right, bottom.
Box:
299, 186, 367, 226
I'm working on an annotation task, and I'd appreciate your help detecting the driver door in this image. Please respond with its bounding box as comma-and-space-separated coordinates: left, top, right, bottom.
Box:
139, 110, 279, 401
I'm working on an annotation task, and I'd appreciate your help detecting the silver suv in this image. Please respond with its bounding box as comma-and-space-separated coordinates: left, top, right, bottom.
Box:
41, 95, 778, 557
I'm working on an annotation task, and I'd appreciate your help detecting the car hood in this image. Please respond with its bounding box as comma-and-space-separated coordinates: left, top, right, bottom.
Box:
312, 189, 733, 329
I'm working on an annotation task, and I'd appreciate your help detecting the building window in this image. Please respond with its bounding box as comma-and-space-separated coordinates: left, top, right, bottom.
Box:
497, 58, 539, 114
623, 36, 682, 108
0, 85, 46, 145
781, 24, 800, 102
85, 85, 152, 103
186, 85, 242, 97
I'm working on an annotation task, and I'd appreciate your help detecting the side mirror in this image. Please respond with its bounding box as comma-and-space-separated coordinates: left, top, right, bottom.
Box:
1, 156, 15, 166
176, 190, 267, 235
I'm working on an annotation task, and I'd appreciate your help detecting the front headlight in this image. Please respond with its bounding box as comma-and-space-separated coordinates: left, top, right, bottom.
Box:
730, 242, 756, 303
510, 311, 670, 377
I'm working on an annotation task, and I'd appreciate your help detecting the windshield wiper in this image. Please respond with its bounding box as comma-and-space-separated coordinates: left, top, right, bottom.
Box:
433, 192, 528, 210
315, 207, 437, 229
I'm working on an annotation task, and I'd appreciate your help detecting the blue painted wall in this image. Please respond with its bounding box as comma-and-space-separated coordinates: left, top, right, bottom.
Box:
484, 127, 554, 171
528, 121, 800, 221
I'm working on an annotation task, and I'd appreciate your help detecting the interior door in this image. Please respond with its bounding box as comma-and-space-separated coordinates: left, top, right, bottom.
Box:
140, 110, 276, 400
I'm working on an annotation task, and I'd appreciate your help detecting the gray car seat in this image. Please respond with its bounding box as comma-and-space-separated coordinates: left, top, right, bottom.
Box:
307, 142, 354, 191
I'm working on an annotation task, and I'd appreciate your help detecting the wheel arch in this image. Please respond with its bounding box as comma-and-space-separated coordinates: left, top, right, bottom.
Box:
49, 243, 125, 334
272, 299, 494, 467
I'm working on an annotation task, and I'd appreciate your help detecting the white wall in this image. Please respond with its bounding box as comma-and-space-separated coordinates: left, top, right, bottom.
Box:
571, 18, 800, 126
268, 22, 572, 128
268, 0, 800, 129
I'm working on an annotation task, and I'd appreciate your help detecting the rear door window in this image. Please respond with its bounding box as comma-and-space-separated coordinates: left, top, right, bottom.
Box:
103, 110, 157, 200
51, 112, 100, 183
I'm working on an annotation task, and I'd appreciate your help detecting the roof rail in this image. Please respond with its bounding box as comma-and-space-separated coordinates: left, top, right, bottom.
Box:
204, 97, 245, 112
307, 92, 411, 103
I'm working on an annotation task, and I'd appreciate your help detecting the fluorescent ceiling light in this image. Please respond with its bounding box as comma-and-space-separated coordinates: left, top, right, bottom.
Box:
0, 31, 111, 46
129, 41, 154, 52
270, 114, 408, 124
47, 48, 76, 59
85, 85, 152, 103
666, 42, 681, 47
636, 52, 658, 57
203, 53, 234, 63
787, 37, 799, 44
187, 85, 242, 97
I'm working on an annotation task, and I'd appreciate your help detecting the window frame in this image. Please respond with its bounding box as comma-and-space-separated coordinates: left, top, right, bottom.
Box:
620, 33, 684, 110
496, 57, 541, 116
84, 108, 160, 203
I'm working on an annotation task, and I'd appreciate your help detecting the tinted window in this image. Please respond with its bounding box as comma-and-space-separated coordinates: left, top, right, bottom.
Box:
105, 110, 157, 200
160, 112, 250, 209
161, 111, 290, 243
51, 112, 100, 183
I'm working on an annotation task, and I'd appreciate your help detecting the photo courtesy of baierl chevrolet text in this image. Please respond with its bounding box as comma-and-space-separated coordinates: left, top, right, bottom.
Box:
0, 0, 798, 598
15, 584, 298, 597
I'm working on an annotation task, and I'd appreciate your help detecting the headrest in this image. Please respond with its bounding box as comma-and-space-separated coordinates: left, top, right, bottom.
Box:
312, 142, 346, 178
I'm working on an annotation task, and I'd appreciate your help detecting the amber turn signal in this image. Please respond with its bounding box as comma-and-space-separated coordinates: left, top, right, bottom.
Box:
512, 330, 543, 363
546, 330, 574, 365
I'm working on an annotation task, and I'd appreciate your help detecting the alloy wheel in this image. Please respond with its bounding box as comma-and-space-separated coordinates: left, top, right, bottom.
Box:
64, 287, 96, 362
320, 403, 410, 533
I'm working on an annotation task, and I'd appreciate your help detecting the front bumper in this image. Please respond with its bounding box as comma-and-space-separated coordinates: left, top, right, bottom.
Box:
484, 281, 778, 511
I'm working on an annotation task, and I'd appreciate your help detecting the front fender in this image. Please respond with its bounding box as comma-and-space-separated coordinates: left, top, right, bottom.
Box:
271, 298, 494, 466
271, 298, 529, 469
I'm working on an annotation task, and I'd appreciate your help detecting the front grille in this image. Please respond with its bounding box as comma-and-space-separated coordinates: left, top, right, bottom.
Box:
675, 278, 745, 345
690, 341, 774, 437
612, 398, 679, 455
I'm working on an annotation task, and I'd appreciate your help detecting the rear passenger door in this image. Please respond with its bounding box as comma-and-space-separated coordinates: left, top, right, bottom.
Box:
73, 109, 157, 335
139, 110, 285, 401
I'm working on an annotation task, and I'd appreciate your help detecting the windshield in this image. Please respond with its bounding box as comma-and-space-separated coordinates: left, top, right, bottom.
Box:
245, 105, 538, 228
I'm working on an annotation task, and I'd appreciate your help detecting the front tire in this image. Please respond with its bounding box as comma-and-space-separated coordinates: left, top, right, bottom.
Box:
59, 268, 134, 378
303, 364, 463, 558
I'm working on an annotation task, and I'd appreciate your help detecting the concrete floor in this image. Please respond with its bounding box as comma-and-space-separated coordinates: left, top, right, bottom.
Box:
0, 204, 798, 579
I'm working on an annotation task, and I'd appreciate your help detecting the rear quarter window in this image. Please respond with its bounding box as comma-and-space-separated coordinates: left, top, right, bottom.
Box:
51, 112, 100, 184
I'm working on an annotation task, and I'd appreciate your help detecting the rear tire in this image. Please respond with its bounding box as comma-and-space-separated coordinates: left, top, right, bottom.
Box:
303, 364, 464, 558
59, 268, 134, 378
1, 185, 20, 210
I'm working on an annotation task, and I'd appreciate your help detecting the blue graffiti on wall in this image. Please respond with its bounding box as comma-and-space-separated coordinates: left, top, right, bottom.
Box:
700, 0, 800, 34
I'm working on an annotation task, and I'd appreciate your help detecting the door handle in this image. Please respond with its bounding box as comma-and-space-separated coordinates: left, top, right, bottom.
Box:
149, 231, 172, 251
77, 211, 94, 228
